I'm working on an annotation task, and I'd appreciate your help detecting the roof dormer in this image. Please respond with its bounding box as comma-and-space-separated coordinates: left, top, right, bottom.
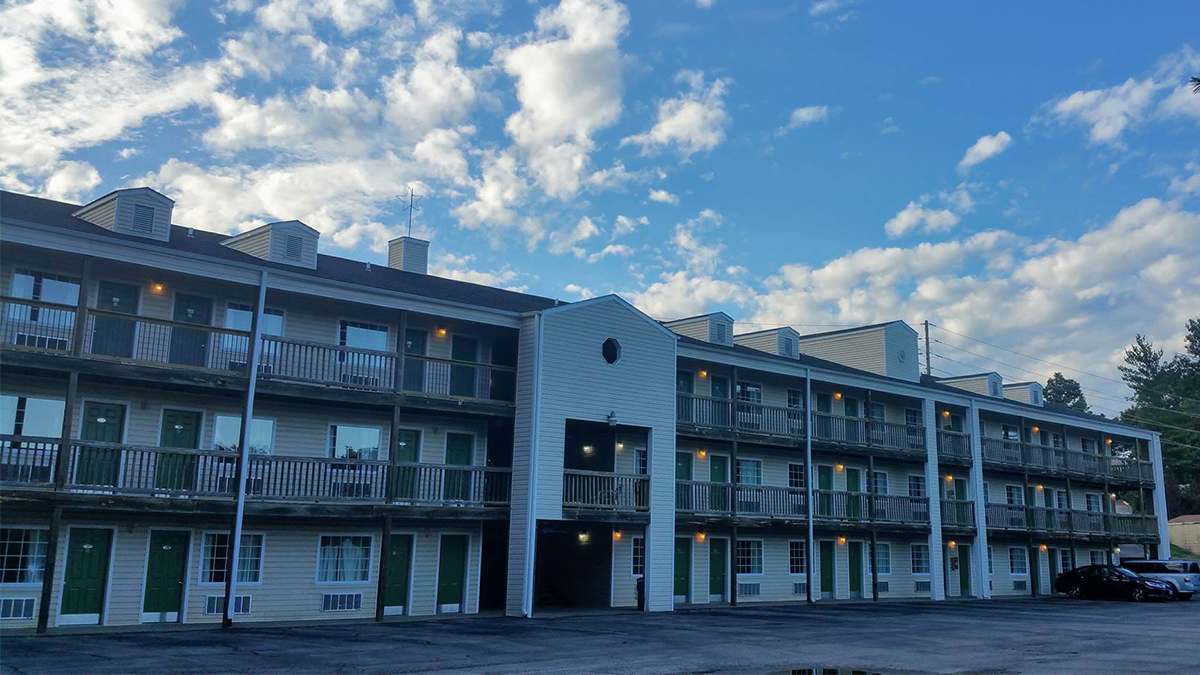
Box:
734, 326, 802, 358
72, 187, 174, 242
222, 220, 319, 269
663, 312, 735, 345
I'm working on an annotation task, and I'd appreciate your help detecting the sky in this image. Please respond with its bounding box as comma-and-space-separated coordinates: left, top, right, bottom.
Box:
2, 0, 1199, 417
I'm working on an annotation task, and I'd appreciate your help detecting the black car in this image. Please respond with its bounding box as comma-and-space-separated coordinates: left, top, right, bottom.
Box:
1054, 564, 1174, 601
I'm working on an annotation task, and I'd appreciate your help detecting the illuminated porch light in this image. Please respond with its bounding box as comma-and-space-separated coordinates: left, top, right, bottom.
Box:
1031, 425, 1040, 434
1035, 484, 1044, 491
695, 531, 707, 543
582, 444, 595, 456
1039, 543, 1048, 552
613, 530, 622, 542
616, 441, 625, 452
945, 474, 954, 482
435, 327, 448, 338
697, 449, 708, 459
947, 540, 957, 550
698, 369, 709, 380
833, 391, 843, 401
942, 410, 951, 418
837, 536, 847, 546
578, 532, 591, 544
1105, 437, 1113, 446
835, 464, 845, 473
149, 281, 166, 295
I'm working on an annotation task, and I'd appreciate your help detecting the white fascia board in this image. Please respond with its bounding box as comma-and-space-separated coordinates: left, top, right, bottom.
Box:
2, 218, 522, 328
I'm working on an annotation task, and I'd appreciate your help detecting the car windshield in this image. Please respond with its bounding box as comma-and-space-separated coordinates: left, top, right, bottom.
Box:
1113, 567, 1139, 578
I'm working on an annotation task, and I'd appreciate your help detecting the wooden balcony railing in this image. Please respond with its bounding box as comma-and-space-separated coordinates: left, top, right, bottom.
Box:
0, 436, 511, 507
813, 414, 927, 454
980, 436, 1153, 482
258, 336, 397, 390
675, 481, 807, 518
982, 501, 1154, 536
1, 297, 76, 353
1027, 506, 1072, 533
941, 498, 975, 527
1107, 514, 1157, 537
562, 469, 648, 512
937, 430, 972, 461
82, 308, 252, 374
985, 503, 1028, 529
811, 490, 929, 524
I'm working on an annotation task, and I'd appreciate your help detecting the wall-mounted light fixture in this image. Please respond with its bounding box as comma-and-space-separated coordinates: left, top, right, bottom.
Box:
435, 327, 448, 338
945, 474, 954, 482
837, 536, 847, 546
1109, 492, 1117, 499
835, 463, 845, 473
697, 449, 707, 459
149, 281, 166, 295
607, 411, 618, 427
582, 444, 595, 457
1039, 543, 1048, 552
695, 531, 706, 542
1031, 425, 1040, 434
942, 410, 951, 418
612, 530, 622, 542
833, 391, 843, 401
947, 540, 957, 550
1105, 437, 1113, 446
698, 369, 708, 380
1035, 484, 1044, 491
577, 531, 591, 544
616, 441, 625, 452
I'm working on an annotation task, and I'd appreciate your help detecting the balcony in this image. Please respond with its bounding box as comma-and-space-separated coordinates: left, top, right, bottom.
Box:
0, 435, 511, 509
812, 490, 929, 525
980, 437, 1154, 483
676, 393, 927, 456
675, 480, 807, 519
983, 502, 1156, 538
941, 498, 975, 528
1, 297, 516, 407
562, 469, 649, 513
937, 430, 972, 463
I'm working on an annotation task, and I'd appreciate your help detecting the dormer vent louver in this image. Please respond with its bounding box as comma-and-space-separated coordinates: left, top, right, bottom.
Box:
285, 235, 303, 261
131, 205, 154, 233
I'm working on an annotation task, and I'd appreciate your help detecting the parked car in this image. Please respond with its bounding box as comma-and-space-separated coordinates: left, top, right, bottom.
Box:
1120, 560, 1199, 600
1054, 564, 1174, 601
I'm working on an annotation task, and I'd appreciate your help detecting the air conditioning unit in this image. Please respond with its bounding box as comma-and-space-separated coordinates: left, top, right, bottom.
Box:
737, 583, 761, 597
340, 373, 381, 388
14, 333, 69, 351
914, 581, 931, 593
792, 582, 807, 596
204, 594, 251, 616
876, 581, 890, 593
1012, 580, 1027, 591
321, 592, 363, 612
0, 598, 35, 620
333, 481, 372, 498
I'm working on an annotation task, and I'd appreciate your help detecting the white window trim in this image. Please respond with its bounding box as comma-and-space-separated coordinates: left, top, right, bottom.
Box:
870, 542, 892, 576
788, 540, 807, 576
314, 533, 375, 585
327, 423, 385, 461
198, 530, 266, 587
735, 539, 765, 576
736, 458, 763, 486
910, 543, 931, 576
1008, 547, 1029, 576
0, 526, 50, 588
1004, 484, 1024, 506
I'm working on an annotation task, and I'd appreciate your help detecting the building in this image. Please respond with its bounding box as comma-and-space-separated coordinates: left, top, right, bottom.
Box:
0, 187, 1168, 632
1167, 515, 1200, 557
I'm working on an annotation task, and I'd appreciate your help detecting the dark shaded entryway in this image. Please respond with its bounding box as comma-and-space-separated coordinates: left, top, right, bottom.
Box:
534, 522, 613, 610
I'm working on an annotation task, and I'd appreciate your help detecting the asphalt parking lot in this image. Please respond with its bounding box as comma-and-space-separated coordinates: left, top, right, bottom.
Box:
1, 597, 1196, 674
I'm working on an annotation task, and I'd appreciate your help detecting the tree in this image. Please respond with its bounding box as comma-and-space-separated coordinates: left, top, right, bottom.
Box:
1119, 317, 1200, 517
1043, 372, 1089, 411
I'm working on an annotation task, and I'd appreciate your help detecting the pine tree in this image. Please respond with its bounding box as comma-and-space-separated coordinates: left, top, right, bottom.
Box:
1043, 372, 1089, 411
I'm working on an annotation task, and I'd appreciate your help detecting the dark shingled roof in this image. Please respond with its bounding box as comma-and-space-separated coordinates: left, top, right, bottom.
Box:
796, 320, 910, 340
1, 190, 561, 314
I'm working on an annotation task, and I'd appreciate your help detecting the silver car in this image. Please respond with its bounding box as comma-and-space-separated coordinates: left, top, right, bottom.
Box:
1121, 559, 1200, 600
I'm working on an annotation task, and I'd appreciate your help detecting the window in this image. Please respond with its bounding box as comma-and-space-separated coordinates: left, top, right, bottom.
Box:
1032, 389, 1042, 406
317, 535, 371, 582
1055, 490, 1069, 511
1051, 433, 1064, 449
8, 271, 79, 347
868, 403, 885, 421
328, 425, 381, 460
1085, 493, 1102, 513
1081, 438, 1096, 454
714, 322, 727, 344
131, 204, 155, 233
782, 336, 796, 356
788, 463, 806, 489
201, 533, 263, 584
907, 475, 926, 498
0, 529, 48, 584
989, 380, 1000, 396
213, 414, 275, 455
911, 544, 930, 575
224, 304, 284, 335
339, 320, 389, 351
787, 389, 804, 409
815, 393, 832, 414
284, 234, 303, 260
987, 546, 994, 575
736, 540, 763, 574
871, 471, 889, 495
1005, 485, 1024, 506
635, 448, 648, 475
11, 270, 79, 306
736, 458, 762, 485
789, 541, 806, 574
1009, 547, 1028, 575
1, 395, 65, 437
735, 382, 762, 404
601, 338, 621, 364
869, 543, 891, 575
1059, 549, 1074, 573
982, 482, 990, 504
1001, 425, 1019, 441
632, 537, 645, 576
904, 409, 921, 428
1089, 550, 1105, 566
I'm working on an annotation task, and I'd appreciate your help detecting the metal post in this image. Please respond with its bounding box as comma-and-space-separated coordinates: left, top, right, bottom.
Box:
729, 366, 738, 607
923, 320, 931, 377
868, 454, 878, 601
35, 506, 62, 633
222, 270, 268, 627
922, 398, 945, 600
804, 368, 814, 603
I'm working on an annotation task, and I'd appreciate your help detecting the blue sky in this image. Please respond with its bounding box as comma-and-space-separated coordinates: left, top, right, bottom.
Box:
2, 0, 1199, 413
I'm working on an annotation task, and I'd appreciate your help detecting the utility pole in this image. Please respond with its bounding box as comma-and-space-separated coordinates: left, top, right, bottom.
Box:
923, 320, 932, 376
404, 187, 422, 237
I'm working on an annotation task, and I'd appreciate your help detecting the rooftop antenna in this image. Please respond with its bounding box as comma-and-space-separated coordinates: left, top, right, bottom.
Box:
923, 320, 932, 377
403, 186, 422, 238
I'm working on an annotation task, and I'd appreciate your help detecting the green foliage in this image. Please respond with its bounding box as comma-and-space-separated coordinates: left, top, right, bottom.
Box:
1120, 317, 1200, 517
1044, 371, 1089, 411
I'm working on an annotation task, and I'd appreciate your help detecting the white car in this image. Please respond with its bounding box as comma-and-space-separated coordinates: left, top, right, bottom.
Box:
1121, 559, 1199, 600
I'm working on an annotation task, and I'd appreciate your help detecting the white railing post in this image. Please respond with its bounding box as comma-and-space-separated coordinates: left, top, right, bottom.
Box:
1149, 434, 1170, 559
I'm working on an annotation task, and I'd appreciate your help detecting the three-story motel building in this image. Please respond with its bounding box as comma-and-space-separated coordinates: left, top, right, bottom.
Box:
0, 187, 1168, 632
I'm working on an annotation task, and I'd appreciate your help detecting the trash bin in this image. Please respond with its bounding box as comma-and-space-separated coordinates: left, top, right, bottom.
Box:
636, 576, 645, 611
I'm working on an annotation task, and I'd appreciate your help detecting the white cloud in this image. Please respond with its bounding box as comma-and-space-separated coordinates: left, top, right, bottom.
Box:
622, 70, 731, 158
648, 188, 679, 204
383, 26, 479, 137
810, 0, 854, 17
547, 215, 600, 256
627, 270, 750, 319
251, 0, 392, 35
777, 105, 831, 135
957, 130, 1012, 172
918, 75, 943, 86
695, 0, 715, 8
564, 282, 595, 299
883, 202, 959, 238
453, 150, 527, 230
880, 116, 899, 135
500, 0, 629, 199
413, 127, 473, 186
1168, 162, 1200, 195
204, 87, 383, 156
430, 252, 525, 291
672, 208, 725, 273
586, 243, 633, 262
42, 161, 101, 201
612, 214, 648, 238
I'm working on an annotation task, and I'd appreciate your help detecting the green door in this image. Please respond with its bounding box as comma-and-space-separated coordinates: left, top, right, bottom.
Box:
76, 402, 125, 487
91, 281, 138, 358
1047, 548, 1058, 591
436, 535, 468, 611
959, 543, 972, 597
156, 409, 200, 491
143, 530, 188, 617
708, 538, 726, 600
384, 534, 414, 612
675, 452, 693, 481
449, 336, 478, 397
443, 433, 473, 501
61, 528, 112, 619
817, 465, 833, 517
392, 429, 420, 500
676, 452, 694, 510
673, 538, 691, 601
819, 540, 835, 598
846, 468, 862, 518
849, 541, 864, 597
402, 329, 427, 392
709, 455, 729, 511
169, 293, 212, 367
954, 478, 968, 501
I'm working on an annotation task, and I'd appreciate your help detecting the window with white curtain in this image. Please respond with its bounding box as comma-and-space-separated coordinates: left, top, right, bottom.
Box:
318, 535, 371, 582
0, 528, 48, 584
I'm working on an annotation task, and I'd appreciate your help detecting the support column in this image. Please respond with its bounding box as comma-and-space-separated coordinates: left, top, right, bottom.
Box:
375, 516, 393, 621
967, 401, 990, 599
506, 314, 541, 617
804, 369, 814, 603
729, 366, 739, 607
35, 506, 62, 633
922, 398, 945, 600
222, 270, 267, 627
1149, 434, 1170, 560
868, 454, 878, 601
